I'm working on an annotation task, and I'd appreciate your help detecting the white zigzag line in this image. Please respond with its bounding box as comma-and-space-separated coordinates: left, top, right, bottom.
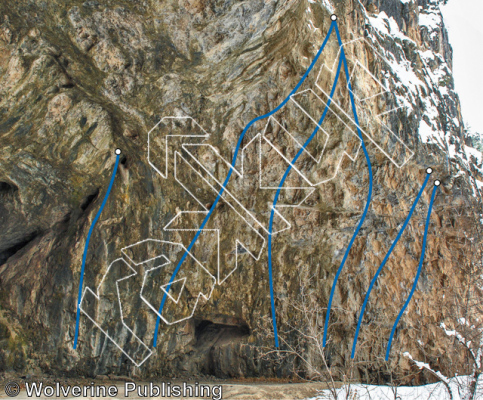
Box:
315, 37, 415, 168
260, 109, 361, 187
164, 211, 265, 285
79, 258, 153, 367
175, 150, 291, 236
147, 116, 209, 179
180, 139, 316, 214
79, 33, 418, 366
121, 239, 216, 326
160, 277, 187, 304
229, 133, 316, 208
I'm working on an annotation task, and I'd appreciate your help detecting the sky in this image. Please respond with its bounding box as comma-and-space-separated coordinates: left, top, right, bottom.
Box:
441, 0, 483, 135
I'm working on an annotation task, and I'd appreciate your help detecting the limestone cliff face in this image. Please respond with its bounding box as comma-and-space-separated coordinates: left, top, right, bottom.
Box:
0, 0, 480, 382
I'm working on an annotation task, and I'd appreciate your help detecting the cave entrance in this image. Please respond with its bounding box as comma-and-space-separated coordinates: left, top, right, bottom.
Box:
193, 319, 250, 377
195, 319, 250, 347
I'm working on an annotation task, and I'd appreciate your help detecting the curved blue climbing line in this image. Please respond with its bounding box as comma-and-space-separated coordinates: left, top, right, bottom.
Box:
385, 184, 439, 361
153, 21, 338, 347
74, 153, 121, 349
350, 172, 431, 359
322, 23, 374, 348
268, 55, 343, 347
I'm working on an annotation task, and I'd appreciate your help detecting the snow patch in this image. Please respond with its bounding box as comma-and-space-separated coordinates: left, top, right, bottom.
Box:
368, 12, 390, 36
419, 120, 436, 144
308, 0, 335, 13
419, 9, 441, 39
386, 56, 424, 97
368, 11, 416, 44
310, 376, 480, 400
464, 145, 483, 165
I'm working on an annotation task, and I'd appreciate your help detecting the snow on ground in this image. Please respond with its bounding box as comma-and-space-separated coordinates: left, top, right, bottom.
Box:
310, 382, 449, 399
308, 375, 482, 400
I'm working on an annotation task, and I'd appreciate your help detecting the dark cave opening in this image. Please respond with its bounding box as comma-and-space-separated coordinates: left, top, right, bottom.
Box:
193, 319, 250, 377
0, 181, 18, 194
80, 188, 100, 211
0, 231, 39, 267
120, 155, 128, 167
195, 319, 250, 346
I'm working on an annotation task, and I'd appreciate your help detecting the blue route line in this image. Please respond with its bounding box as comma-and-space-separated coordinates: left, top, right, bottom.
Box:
385, 183, 439, 361
322, 24, 374, 348
74, 154, 121, 349
152, 21, 338, 348
268, 55, 343, 347
351, 172, 431, 359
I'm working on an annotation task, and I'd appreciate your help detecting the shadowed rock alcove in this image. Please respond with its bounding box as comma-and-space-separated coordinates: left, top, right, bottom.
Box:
193, 317, 251, 377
